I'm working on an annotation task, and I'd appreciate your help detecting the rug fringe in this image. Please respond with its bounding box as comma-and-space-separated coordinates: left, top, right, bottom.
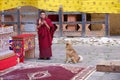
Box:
71, 66, 96, 80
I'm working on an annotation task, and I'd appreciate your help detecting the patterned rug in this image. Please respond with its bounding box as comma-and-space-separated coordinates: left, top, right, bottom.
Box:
0, 62, 95, 80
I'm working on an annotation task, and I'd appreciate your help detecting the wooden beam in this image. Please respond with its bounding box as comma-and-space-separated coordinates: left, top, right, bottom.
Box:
63, 21, 82, 24
63, 12, 82, 15
86, 21, 105, 24
96, 60, 120, 73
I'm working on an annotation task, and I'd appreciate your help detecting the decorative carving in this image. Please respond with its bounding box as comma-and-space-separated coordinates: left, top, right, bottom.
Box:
28, 71, 51, 80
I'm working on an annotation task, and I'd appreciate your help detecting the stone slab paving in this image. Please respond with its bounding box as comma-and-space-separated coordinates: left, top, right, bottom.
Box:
25, 37, 120, 80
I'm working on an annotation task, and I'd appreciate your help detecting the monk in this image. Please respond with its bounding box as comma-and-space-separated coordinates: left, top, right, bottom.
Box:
37, 11, 56, 60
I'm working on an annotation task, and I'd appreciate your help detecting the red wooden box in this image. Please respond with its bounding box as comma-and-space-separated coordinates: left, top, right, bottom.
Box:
12, 34, 36, 62
0, 55, 17, 70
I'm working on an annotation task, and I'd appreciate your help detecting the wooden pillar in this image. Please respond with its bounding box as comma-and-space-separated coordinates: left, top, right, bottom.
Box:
38, 9, 41, 18
17, 8, 21, 35
1, 11, 4, 22
82, 13, 86, 37
59, 6, 63, 37
105, 14, 109, 36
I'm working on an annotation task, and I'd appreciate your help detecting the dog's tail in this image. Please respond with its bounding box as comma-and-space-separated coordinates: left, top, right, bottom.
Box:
78, 55, 83, 61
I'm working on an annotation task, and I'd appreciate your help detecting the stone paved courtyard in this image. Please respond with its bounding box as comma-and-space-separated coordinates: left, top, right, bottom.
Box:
25, 37, 120, 80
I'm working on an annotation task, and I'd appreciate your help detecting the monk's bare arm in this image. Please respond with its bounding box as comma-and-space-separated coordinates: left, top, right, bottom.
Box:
43, 21, 50, 30
37, 19, 43, 28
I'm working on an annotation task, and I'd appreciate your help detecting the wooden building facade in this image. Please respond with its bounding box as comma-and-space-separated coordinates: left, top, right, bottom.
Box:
0, 6, 120, 37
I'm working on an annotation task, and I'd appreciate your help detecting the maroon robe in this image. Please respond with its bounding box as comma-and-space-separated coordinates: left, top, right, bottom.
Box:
37, 18, 55, 58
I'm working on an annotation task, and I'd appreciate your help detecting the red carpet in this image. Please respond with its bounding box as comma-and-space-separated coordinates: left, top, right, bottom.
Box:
0, 63, 95, 80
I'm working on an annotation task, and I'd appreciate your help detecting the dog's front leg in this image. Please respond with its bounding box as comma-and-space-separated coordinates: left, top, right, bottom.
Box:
71, 57, 77, 63
65, 54, 69, 63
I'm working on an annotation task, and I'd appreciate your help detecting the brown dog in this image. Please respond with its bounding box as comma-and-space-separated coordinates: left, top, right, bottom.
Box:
65, 42, 83, 63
